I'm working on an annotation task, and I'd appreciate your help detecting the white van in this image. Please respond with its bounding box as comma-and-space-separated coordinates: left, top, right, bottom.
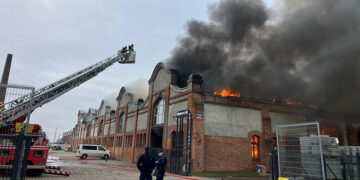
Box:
76, 144, 111, 159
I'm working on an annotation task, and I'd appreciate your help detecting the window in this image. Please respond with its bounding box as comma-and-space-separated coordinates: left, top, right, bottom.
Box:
83, 146, 97, 150
153, 98, 165, 125
251, 135, 259, 160
34, 151, 43, 158
118, 113, 125, 133
99, 121, 103, 136
117, 136, 123, 147
94, 127, 98, 137
87, 126, 91, 137
90, 127, 94, 137
110, 120, 116, 134
0, 150, 9, 156
104, 123, 109, 135
98, 146, 105, 151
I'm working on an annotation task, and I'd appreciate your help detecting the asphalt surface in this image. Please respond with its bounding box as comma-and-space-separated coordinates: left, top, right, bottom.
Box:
26, 150, 268, 180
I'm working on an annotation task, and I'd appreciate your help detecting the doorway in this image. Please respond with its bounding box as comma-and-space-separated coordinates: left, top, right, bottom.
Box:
151, 126, 163, 148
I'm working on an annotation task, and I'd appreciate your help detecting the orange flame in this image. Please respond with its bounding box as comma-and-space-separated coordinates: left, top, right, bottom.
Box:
283, 97, 302, 105
213, 88, 241, 97
273, 97, 318, 109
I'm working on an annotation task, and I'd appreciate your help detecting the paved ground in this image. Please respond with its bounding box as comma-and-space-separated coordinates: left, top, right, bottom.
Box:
26, 150, 268, 180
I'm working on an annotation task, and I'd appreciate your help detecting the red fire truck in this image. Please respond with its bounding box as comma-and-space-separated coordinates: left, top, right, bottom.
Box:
0, 122, 49, 176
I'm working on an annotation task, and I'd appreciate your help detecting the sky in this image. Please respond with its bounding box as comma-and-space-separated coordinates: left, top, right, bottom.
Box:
0, 0, 276, 142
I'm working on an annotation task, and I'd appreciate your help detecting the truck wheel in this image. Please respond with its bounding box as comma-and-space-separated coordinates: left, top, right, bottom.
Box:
81, 154, 88, 159
103, 154, 109, 160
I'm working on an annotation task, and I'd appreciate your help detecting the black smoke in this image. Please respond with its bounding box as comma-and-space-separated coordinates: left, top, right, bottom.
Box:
168, 0, 360, 114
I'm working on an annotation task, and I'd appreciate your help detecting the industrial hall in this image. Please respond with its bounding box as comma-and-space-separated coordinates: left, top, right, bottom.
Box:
71, 62, 360, 173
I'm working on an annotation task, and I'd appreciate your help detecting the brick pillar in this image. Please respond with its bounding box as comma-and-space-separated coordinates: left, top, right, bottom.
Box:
146, 94, 153, 146
163, 87, 170, 148
187, 74, 205, 172
121, 105, 128, 160
132, 106, 139, 162
261, 110, 272, 171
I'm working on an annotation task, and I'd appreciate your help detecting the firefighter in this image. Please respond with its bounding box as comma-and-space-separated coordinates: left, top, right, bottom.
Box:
129, 44, 134, 51
137, 147, 155, 180
121, 46, 128, 53
155, 149, 167, 180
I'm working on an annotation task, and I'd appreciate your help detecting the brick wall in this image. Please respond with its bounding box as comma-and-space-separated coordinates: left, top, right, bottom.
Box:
204, 135, 259, 172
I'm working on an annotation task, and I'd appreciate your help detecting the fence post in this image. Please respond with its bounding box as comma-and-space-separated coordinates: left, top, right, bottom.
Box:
341, 156, 347, 180
269, 151, 274, 180
11, 132, 24, 180
20, 136, 32, 179
323, 154, 327, 179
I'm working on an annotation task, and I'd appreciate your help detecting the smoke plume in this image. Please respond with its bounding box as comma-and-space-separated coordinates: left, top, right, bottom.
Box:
168, 0, 360, 114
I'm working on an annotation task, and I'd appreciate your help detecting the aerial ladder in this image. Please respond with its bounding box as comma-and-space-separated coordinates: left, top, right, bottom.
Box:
0, 44, 136, 127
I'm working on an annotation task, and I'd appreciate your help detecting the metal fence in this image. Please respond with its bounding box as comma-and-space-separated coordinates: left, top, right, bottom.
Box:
339, 146, 360, 180
0, 83, 35, 180
276, 122, 325, 180
272, 122, 360, 180
0, 133, 33, 179
271, 147, 360, 180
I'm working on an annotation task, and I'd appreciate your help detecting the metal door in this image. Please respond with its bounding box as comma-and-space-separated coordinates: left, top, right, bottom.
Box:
168, 110, 192, 176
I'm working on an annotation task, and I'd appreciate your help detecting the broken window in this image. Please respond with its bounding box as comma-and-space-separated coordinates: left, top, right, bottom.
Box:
251, 135, 259, 160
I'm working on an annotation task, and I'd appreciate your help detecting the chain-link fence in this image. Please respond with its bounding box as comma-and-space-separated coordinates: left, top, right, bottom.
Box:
0, 83, 36, 180
276, 122, 325, 180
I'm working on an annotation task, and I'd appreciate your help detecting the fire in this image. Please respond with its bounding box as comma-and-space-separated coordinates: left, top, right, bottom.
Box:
283, 97, 302, 105
213, 88, 241, 97
272, 97, 318, 109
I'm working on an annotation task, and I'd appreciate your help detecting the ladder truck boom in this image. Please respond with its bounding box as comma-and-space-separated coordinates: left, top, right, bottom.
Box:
0, 46, 136, 126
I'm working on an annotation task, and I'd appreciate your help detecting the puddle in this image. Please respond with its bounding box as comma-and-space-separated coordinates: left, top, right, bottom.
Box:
46, 156, 104, 169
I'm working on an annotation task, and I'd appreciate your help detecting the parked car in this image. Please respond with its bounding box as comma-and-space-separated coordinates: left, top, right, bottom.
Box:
76, 144, 111, 159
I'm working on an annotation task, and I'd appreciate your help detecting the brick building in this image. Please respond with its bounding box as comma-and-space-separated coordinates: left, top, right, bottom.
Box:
71, 62, 360, 173
61, 130, 73, 144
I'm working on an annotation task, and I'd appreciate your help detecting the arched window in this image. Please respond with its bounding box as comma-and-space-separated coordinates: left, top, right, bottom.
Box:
86, 126, 91, 137
153, 98, 165, 125
251, 135, 259, 160
118, 113, 125, 133
98, 121, 103, 136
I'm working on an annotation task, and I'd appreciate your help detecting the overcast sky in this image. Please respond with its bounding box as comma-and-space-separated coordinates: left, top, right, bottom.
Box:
0, 0, 276, 142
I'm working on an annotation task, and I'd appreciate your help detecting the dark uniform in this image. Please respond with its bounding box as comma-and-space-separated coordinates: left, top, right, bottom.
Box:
155, 153, 167, 180
137, 147, 155, 180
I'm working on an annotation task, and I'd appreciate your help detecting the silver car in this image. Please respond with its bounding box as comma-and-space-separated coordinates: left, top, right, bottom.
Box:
76, 144, 111, 159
